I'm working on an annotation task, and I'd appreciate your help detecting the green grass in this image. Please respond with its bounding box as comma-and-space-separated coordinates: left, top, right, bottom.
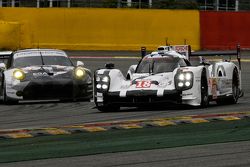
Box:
1, 119, 250, 163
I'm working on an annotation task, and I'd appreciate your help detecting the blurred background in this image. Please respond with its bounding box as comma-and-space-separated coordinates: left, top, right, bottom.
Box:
1, 0, 250, 51
0, 0, 250, 11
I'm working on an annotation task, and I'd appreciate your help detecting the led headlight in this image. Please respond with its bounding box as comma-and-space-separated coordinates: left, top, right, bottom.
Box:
185, 81, 191, 87
178, 82, 184, 87
74, 67, 86, 79
96, 76, 101, 82
95, 74, 110, 92
185, 73, 192, 80
102, 84, 108, 89
96, 84, 101, 89
13, 69, 25, 80
175, 72, 193, 90
178, 74, 185, 81
102, 76, 109, 82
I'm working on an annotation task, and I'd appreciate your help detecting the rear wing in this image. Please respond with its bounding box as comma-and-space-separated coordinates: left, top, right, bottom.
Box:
189, 45, 241, 70
140, 45, 241, 69
0, 51, 12, 60
157, 45, 241, 70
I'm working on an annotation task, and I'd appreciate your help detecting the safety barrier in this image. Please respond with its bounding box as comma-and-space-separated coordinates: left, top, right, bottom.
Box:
0, 20, 21, 50
200, 11, 250, 50
0, 8, 200, 51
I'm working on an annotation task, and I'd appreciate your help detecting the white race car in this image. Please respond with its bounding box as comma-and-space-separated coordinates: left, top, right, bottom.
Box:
0, 49, 93, 104
94, 45, 243, 112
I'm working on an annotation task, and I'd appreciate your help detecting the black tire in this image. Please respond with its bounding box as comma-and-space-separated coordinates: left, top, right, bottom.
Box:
230, 69, 240, 104
216, 68, 239, 105
97, 104, 120, 112
200, 70, 209, 107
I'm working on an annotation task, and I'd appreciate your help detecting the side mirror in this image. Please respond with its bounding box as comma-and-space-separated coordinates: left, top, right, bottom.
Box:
126, 64, 137, 80
76, 61, 84, 67
105, 63, 114, 69
0, 63, 6, 70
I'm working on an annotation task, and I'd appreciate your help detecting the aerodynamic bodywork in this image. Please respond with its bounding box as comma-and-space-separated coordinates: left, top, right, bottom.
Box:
0, 49, 92, 103
94, 45, 243, 112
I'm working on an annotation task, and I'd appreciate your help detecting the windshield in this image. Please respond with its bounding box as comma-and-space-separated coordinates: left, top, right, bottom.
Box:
136, 57, 180, 74
13, 55, 73, 68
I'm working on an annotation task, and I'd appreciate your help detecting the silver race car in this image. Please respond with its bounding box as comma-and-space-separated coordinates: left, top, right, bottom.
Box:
94, 45, 243, 112
0, 49, 92, 104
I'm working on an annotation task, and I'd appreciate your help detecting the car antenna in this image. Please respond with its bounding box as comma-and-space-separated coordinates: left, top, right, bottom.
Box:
39, 50, 50, 75
39, 50, 45, 66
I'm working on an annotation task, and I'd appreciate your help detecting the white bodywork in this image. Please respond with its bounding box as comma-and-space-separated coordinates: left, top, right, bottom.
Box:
94, 45, 242, 107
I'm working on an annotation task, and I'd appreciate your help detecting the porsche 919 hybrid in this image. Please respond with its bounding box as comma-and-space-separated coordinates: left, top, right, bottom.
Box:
94, 45, 243, 112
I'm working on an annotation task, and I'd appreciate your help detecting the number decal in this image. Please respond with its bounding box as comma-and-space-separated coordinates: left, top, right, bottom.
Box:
136, 81, 151, 88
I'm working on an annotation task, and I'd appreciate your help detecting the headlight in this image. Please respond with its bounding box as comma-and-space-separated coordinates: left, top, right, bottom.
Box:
178, 74, 185, 81
74, 67, 86, 79
13, 69, 25, 80
96, 76, 101, 82
96, 84, 101, 89
185, 81, 191, 87
185, 73, 192, 80
95, 74, 110, 92
178, 82, 184, 87
102, 76, 109, 82
102, 84, 108, 89
175, 72, 193, 90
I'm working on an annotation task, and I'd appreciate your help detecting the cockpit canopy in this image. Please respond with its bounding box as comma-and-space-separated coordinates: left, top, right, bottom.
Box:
136, 55, 190, 74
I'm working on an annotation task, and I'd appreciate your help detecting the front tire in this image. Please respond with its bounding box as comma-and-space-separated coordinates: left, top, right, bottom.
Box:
3, 79, 18, 105
200, 70, 209, 107
97, 104, 120, 112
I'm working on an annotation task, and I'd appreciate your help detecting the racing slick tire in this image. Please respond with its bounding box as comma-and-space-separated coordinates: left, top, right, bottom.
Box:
216, 68, 239, 105
97, 104, 120, 112
3, 79, 18, 105
200, 69, 209, 108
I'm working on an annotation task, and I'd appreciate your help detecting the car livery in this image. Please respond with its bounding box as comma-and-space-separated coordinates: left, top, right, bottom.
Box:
94, 45, 243, 112
0, 49, 92, 103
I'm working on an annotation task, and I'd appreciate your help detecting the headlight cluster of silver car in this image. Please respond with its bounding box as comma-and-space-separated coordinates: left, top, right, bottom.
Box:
175, 72, 193, 90
95, 75, 110, 91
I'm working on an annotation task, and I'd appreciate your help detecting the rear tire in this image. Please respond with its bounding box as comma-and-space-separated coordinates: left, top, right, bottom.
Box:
216, 68, 239, 105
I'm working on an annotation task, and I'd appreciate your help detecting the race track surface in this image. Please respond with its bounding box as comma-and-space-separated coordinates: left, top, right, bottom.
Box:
3, 141, 250, 167
0, 51, 250, 167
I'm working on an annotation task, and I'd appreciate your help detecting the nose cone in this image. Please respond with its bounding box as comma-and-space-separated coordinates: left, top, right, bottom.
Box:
130, 72, 174, 89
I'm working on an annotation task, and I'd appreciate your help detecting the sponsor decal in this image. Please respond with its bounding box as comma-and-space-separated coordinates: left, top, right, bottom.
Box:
136, 80, 151, 88
211, 78, 218, 99
181, 93, 193, 96
174, 45, 188, 53
33, 72, 49, 78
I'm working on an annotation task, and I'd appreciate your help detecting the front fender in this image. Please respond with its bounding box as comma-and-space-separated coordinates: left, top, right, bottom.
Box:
126, 65, 137, 80
95, 68, 126, 92
180, 66, 208, 105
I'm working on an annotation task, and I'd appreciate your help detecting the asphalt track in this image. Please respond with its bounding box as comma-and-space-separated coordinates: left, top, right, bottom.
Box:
0, 51, 250, 166
3, 141, 250, 167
